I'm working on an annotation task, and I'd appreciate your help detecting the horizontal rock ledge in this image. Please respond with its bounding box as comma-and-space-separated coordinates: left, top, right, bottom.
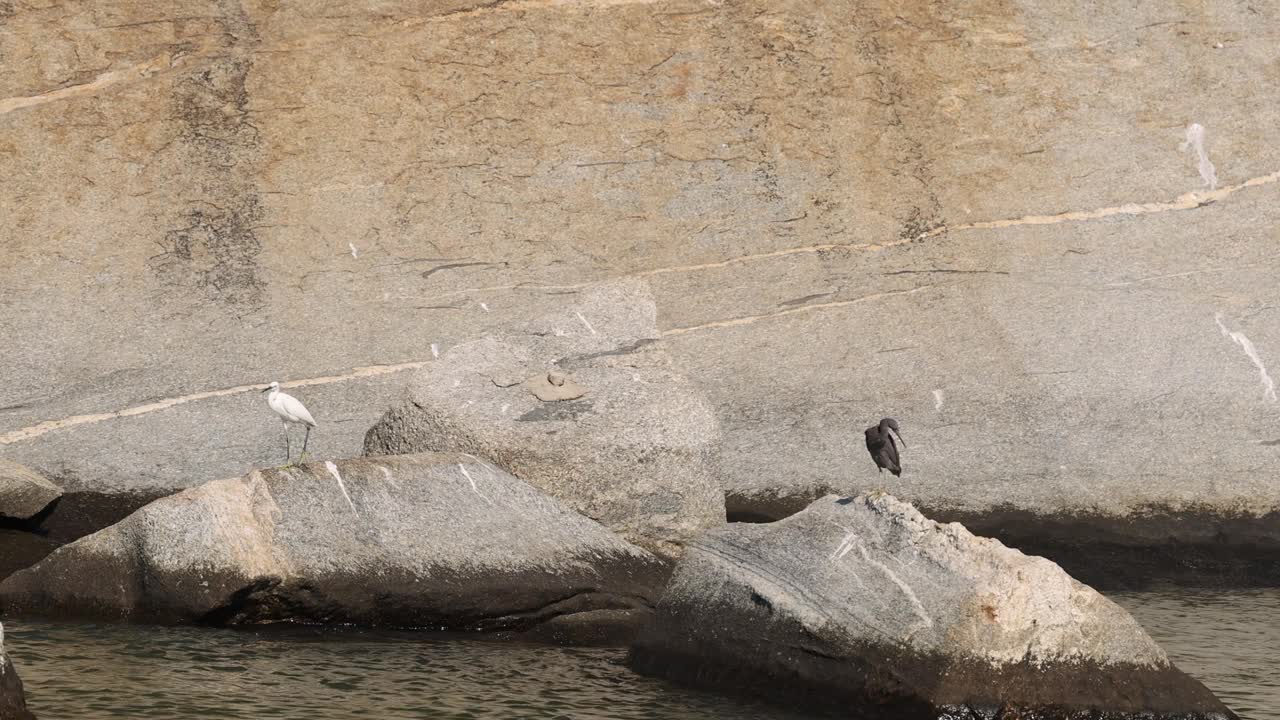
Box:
930, 504, 1280, 591
0, 453, 669, 643
727, 487, 1280, 589
631, 494, 1236, 720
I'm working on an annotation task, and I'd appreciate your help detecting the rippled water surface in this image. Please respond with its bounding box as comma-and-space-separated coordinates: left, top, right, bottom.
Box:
6, 623, 822, 720
1110, 588, 1279, 720
5, 588, 1276, 719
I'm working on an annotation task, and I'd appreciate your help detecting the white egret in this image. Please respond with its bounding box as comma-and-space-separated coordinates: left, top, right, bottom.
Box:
262, 381, 317, 464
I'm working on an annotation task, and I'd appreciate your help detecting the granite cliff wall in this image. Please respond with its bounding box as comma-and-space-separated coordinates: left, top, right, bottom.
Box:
3, 0, 1278, 583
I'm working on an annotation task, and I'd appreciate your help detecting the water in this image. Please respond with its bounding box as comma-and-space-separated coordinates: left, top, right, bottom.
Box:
4, 624, 819, 720
1111, 588, 1280, 720
4, 588, 1275, 719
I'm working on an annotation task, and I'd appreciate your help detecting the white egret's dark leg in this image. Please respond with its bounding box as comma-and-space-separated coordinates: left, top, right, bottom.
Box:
300, 426, 312, 463
282, 421, 291, 463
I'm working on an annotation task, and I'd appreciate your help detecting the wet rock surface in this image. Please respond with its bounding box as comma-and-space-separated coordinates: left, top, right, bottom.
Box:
0, 454, 667, 639
630, 494, 1236, 719
365, 280, 724, 559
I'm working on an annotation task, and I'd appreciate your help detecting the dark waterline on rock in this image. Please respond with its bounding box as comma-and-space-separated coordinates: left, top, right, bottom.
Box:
3, 588, 1275, 719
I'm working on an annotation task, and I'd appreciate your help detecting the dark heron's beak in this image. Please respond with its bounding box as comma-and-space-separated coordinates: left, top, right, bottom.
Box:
886, 422, 904, 447
261, 386, 271, 394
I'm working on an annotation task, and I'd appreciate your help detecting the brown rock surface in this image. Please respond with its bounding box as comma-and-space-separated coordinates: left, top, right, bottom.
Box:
3, 1, 1279, 581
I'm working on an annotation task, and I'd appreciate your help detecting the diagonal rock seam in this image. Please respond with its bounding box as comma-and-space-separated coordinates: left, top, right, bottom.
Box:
0, 361, 429, 445
428, 170, 1280, 303
3, 175, 1278, 444
0, 52, 187, 116
0, 0, 664, 117
661, 285, 941, 336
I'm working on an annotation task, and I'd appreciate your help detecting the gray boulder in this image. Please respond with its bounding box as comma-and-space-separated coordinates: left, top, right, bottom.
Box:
364, 280, 725, 560
630, 493, 1235, 719
0, 461, 61, 521
0, 625, 35, 720
0, 454, 667, 641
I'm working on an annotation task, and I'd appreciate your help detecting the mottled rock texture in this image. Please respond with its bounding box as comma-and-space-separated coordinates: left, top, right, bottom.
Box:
2, 1, 1280, 582
364, 279, 724, 559
0, 461, 60, 521
0, 454, 667, 638
630, 494, 1236, 719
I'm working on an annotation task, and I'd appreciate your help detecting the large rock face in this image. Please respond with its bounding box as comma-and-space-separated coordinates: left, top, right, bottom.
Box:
365, 280, 725, 559
0, 626, 35, 720
0, 454, 667, 640
630, 494, 1235, 719
3, 1, 1279, 581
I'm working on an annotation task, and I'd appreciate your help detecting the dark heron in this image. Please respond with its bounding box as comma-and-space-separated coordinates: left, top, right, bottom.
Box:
864, 418, 904, 476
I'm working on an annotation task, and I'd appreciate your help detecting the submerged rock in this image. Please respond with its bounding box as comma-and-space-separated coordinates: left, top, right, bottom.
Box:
0, 625, 35, 720
364, 280, 725, 559
0, 454, 667, 640
0, 461, 61, 522
630, 493, 1236, 719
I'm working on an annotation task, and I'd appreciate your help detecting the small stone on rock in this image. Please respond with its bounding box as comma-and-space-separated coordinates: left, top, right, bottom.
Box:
527, 370, 586, 401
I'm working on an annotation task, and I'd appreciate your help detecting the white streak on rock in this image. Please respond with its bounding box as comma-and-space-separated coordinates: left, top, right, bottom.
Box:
348, 243, 359, 259
324, 461, 359, 514
1180, 123, 1218, 190
830, 531, 858, 561
430, 343, 440, 359
480, 302, 490, 313
933, 389, 944, 410
575, 311, 597, 335
859, 544, 934, 637
458, 463, 494, 505
0, 52, 183, 115
1215, 313, 1277, 402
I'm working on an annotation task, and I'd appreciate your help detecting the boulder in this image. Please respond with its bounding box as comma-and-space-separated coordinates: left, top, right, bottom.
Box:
629, 494, 1236, 719
0, 625, 35, 720
364, 280, 725, 560
0, 461, 61, 522
0, 454, 667, 640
